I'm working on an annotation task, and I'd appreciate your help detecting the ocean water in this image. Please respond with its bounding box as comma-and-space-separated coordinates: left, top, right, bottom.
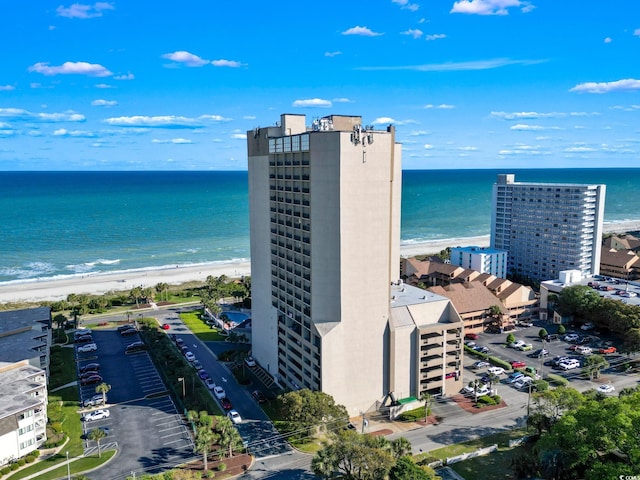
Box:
1, 169, 639, 284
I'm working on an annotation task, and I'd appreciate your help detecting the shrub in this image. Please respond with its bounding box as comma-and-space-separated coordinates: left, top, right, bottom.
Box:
476, 395, 497, 406
205, 471, 215, 478
10, 463, 20, 471
557, 324, 566, 335
506, 333, 516, 344
546, 373, 569, 386
533, 380, 549, 392
217, 463, 227, 472
538, 328, 548, 339
17, 459, 26, 466
49, 422, 63, 433
25, 455, 36, 463
488, 356, 512, 371
492, 395, 501, 404
398, 406, 427, 422
1, 467, 12, 475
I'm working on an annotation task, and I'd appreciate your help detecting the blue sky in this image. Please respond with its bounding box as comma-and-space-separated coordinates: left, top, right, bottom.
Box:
1, 0, 639, 170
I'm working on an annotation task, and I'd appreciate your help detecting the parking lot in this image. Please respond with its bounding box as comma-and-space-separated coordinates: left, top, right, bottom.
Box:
463, 321, 639, 396
75, 326, 194, 475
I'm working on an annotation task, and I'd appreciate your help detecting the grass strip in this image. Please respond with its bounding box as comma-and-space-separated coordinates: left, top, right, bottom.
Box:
8, 450, 116, 480
179, 310, 227, 342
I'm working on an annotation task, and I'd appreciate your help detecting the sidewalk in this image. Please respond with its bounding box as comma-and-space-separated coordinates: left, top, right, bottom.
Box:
50, 380, 78, 393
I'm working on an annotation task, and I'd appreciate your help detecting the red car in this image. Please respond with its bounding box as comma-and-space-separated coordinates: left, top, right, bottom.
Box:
161, 323, 171, 330
81, 374, 103, 386
510, 361, 526, 369
220, 398, 233, 410
599, 346, 617, 354
465, 333, 479, 340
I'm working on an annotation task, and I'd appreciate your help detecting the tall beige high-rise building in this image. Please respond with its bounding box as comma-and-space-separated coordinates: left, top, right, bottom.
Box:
247, 114, 402, 413
247, 114, 464, 414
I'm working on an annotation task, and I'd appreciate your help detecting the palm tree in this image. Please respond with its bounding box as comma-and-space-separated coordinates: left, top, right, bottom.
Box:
389, 437, 412, 458
216, 415, 242, 458
130, 286, 143, 307
187, 410, 217, 471
95, 382, 111, 405
419, 392, 433, 423
88, 427, 107, 457
155, 282, 169, 302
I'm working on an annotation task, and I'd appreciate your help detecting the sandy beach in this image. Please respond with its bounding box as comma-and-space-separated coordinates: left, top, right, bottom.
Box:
1, 220, 638, 304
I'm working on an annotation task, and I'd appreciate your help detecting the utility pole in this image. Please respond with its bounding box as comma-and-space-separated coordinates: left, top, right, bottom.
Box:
66, 451, 70, 480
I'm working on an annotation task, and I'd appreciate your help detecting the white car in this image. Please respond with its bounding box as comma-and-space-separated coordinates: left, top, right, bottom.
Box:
487, 366, 505, 376
514, 377, 533, 390
227, 409, 242, 424
597, 384, 615, 394
463, 384, 490, 397
244, 356, 256, 367
507, 372, 525, 384
581, 323, 595, 331
205, 378, 215, 390
213, 385, 226, 399
472, 361, 490, 369
185, 351, 196, 362
83, 409, 110, 422
509, 340, 525, 349
559, 360, 580, 370
77, 343, 97, 353
564, 334, 579, 342
576, 346, 593, 355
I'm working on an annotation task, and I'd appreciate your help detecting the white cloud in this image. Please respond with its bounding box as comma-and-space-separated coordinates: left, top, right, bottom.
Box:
458, 146, 478, 151
372, 117, 396, 125
451, 0, 532, 16
0, 129, 15, 136
104, 115, 201, 128
401, 29, 423, 39
409, 130, 430, 136
56, 2, 114, 19
325, 51, 342, 57
91, 99, 117, 107
604, 37, 612, 43
95, 83, 114, 89
510, 124, 543, 130
292, 98, 332, 108
393, 0, 420, 11
162, 51, 209, 67
564, 146, 596, 152
333, 97, 353, 103
360, 57, 544, 72
0, 85, 15, 91
114, 73, 134, 80
490, 111, 592, 120
211, 59, 243, 68
610, 105, 640, 111
28, 61, 112, 77
231, 133, 247, 139
152, 138, 193, 144
53, 128, 95, 137
243, 115, 257, 120
570, 78, 640, 93
199, 114, 232, 122
425, 33, 446, 41
423, 144, 433, 149
342, 26, 383, 37
424, 104, 456, 109
0, 108, 85, 122
634, 29, 640, 36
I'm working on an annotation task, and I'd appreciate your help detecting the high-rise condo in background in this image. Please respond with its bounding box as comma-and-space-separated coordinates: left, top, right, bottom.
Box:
491, 174, 606, 283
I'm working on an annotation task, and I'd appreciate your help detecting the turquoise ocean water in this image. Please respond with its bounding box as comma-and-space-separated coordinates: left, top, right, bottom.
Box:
1, 169, 639, 284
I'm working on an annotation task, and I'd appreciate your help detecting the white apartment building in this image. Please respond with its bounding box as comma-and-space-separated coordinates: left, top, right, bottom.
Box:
450, 246, 507, 278
491, 174, 606, 283
0, 363, 48, 465
247, 114, 464, 414
0, 307, 52, 377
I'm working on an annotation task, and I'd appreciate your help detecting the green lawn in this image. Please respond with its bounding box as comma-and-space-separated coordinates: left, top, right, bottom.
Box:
49, 345, 77, 390
449, 444, 533, 480
180, 310, 227, 341
8, 450, 116, 480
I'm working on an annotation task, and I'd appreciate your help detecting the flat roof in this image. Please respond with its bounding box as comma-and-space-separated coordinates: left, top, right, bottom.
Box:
451, 246, 507, 255
542, 276, 640, 308
0, 364, 46, 420
0, 307, 50, 336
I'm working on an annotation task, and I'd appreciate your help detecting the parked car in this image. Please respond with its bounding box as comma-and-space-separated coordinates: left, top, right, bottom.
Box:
576, 346, 593, 355
599, 346, 617, 354
205, 378, 215, 390
120, 327, 138, 336
79, 363, 100, 374
161, 323, 171, 330
464, 340, 476, 348
507, 372, 525, 384
581, 323, 595, 331
464, 333, 479, 340
518, 321, 534, 327
597, 384, 615, 394
227, 410, 242, 424
473, 345, 490, 354
252, 390, 267, 404
487, 366, 505, 376
83, 394, 106, 408
550, 356, 570, 367
213, 385, 226, 399
80, 374, 103, 385
175, 338, 185, 348
509, 340, 526, 349
197, 369, 209, 380
544, 334, 558, 341
74, 329, 92, 338
192, 360, 203, 370
75, 335, 94, 344
185, 351, 196, 362
117, 324, 135, 332
220, 397, 233, 410
514, 377, 533, 390
77, 343, 97, 353
244, 356, 257, 367
125, 341, 145, 353
559, 359, 580, 370
529, 349, 549, 358
463, 384, 490, 397
472, 361, 490, 369
510, 360, 526, 369
564, 333, 580, 342
82, 409, 110, 422
518, 344, 533, 352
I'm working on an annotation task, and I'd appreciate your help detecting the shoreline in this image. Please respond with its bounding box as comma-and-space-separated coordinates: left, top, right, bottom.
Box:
1, 219, 639, 304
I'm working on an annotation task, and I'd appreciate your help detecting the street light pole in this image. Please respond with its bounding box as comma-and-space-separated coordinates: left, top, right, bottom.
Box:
66, 451, 70, 480
178, 377, 185, 398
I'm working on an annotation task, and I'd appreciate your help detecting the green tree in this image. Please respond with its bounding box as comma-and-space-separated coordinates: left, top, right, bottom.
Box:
557, 324, 566, 335
53, 313, 67, 330
95, 382, 111, 405
87, 427, 107, 457
130, 286, 143, 307
419, 392, 432, 423
215, 415, 242, 458
506, 332, 516, 345
538, 328, 548, 339
582, 354, 609, 380
388, 437, 412, 459
311, 430, 396, 480
555, 285, 601, 317
622, 328, 640, 354
528, 387, 584, 435
187, 410, 217, 471
155, 282, 169, 302
389, 456, 438, 480
277, 389, 348, 439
